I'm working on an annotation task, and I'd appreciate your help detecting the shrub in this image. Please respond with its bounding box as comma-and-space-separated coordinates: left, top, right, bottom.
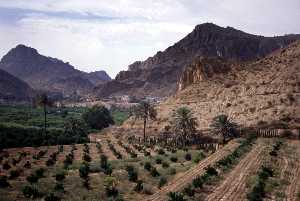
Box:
192, 176, 203, 188
206, 166, 218, 176
150, 167, 160, 177
83, 153, 91, 162
185, 153, 192, 161
158, 177, 167, 188
130, 152, 137, 158
55, 171, 66, 182
24, 161, 31, 168
156, 158, 162, 164
2, 161, 11, 170
46, 158, 55, 166
104, 176, 119, 197
171, 149, 177, 153
144, 162, 152, 171
82, 106, 114, 130
45, 193, 61, 201
193, 152, 205, 163
0, 176, 10, 188
100, 155, 108, 169
144, 151, 151, 156
134, 180, 143, 192
26, 174, 39, 184
104, 164, 113, 175
126, 165, 138, 182
22, 185, 43, 199
35, 168, 45, 178
9, 169, 20, 179
63, 154, 73, 168
157, 149, 165, 155
79, 163, 89, 178
54, 182, 64, 192
58, 145, 64, 152
162, 161, 170, 168
170, 156, 178, 162
169, 168, 176, 175
168, 192, 186, 201
183, 184, 195, 197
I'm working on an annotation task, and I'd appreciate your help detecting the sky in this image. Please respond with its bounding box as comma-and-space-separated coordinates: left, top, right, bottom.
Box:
0, 0, 300, 78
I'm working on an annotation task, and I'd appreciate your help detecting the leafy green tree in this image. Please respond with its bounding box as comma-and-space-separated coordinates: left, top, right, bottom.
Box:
210, 114, 238, 144
64, 118, 88, 143
133, 101, 157, 143
171, 107, 198, 146
36, 94, 53, 134
82, 105, 114, 130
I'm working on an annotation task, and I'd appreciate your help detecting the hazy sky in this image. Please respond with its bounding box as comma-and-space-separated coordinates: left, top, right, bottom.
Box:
0, 0, 299, 78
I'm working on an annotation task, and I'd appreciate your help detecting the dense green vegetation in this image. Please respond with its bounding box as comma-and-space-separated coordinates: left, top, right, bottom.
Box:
0, 104, 129, 149
0, 104, 85, 129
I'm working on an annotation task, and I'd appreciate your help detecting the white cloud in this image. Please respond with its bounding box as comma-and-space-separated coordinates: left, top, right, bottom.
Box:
0, 0, 299, 77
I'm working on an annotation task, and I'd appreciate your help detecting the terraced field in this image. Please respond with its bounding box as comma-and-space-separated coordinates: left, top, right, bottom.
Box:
146, 141, 239, 201
205, 141, 267, 201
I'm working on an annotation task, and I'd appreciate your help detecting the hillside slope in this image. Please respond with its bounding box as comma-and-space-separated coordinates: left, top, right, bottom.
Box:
94, 23, 300, 98
126, 41, 300, 131
0, 69, 34, 102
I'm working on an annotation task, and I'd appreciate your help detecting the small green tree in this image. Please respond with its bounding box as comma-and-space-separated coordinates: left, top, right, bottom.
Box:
171, 107, 198, 147
210, 114, 238, 144
133, 101, 157, 143
168, 192, 186, 201
104, 176, 119, 197
82, 105, 114, 130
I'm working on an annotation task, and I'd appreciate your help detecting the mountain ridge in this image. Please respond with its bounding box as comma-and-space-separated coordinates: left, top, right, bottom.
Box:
0, 44, 111, 98
94, 23, 300, 98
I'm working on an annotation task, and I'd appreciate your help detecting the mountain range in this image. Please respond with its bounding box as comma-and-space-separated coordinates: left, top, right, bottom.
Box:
0, 44, 111, 100
94, 23, 300, 98
0, 23, 300, 102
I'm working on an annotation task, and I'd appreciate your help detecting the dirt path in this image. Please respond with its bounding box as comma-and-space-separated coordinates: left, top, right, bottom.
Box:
284, 141, 300, 201
145, 141, 240, 201
205, 141, 265, 201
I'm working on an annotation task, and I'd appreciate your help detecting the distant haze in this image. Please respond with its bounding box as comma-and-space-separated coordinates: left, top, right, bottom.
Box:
0, 0, 299, 78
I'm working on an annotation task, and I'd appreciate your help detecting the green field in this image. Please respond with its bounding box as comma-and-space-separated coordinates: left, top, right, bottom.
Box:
0, 104, 129, 129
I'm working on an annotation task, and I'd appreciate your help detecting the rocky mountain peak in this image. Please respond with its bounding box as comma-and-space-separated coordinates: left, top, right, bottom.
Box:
1, 44, 39, 63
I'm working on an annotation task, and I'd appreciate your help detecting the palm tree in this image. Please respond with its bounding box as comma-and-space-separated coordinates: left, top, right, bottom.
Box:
210, 114, 237, 144
36, 94, 52, 134
133, 101, 157, 143
171, 107, 198, 147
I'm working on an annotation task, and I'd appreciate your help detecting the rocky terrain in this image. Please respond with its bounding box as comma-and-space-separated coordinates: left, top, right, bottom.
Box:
94, 23, 300, 98
0, 69, 34, 102
126, 41, 300, 131
0, 45, 111, 98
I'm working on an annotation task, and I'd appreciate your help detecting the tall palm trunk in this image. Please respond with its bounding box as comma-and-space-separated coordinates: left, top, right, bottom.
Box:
44, 104, 47, 134
143, 118, 146, 144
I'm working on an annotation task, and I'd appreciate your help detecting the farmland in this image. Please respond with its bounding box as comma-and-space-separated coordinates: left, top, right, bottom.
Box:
1, 125, 299, 201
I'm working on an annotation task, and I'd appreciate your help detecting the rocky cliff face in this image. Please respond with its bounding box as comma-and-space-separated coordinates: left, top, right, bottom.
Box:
0, 69, 34, 102
94, 23, 300, 98
0, 45, 110, 98
149, 41, 300, 130
178, 57, 233, 90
